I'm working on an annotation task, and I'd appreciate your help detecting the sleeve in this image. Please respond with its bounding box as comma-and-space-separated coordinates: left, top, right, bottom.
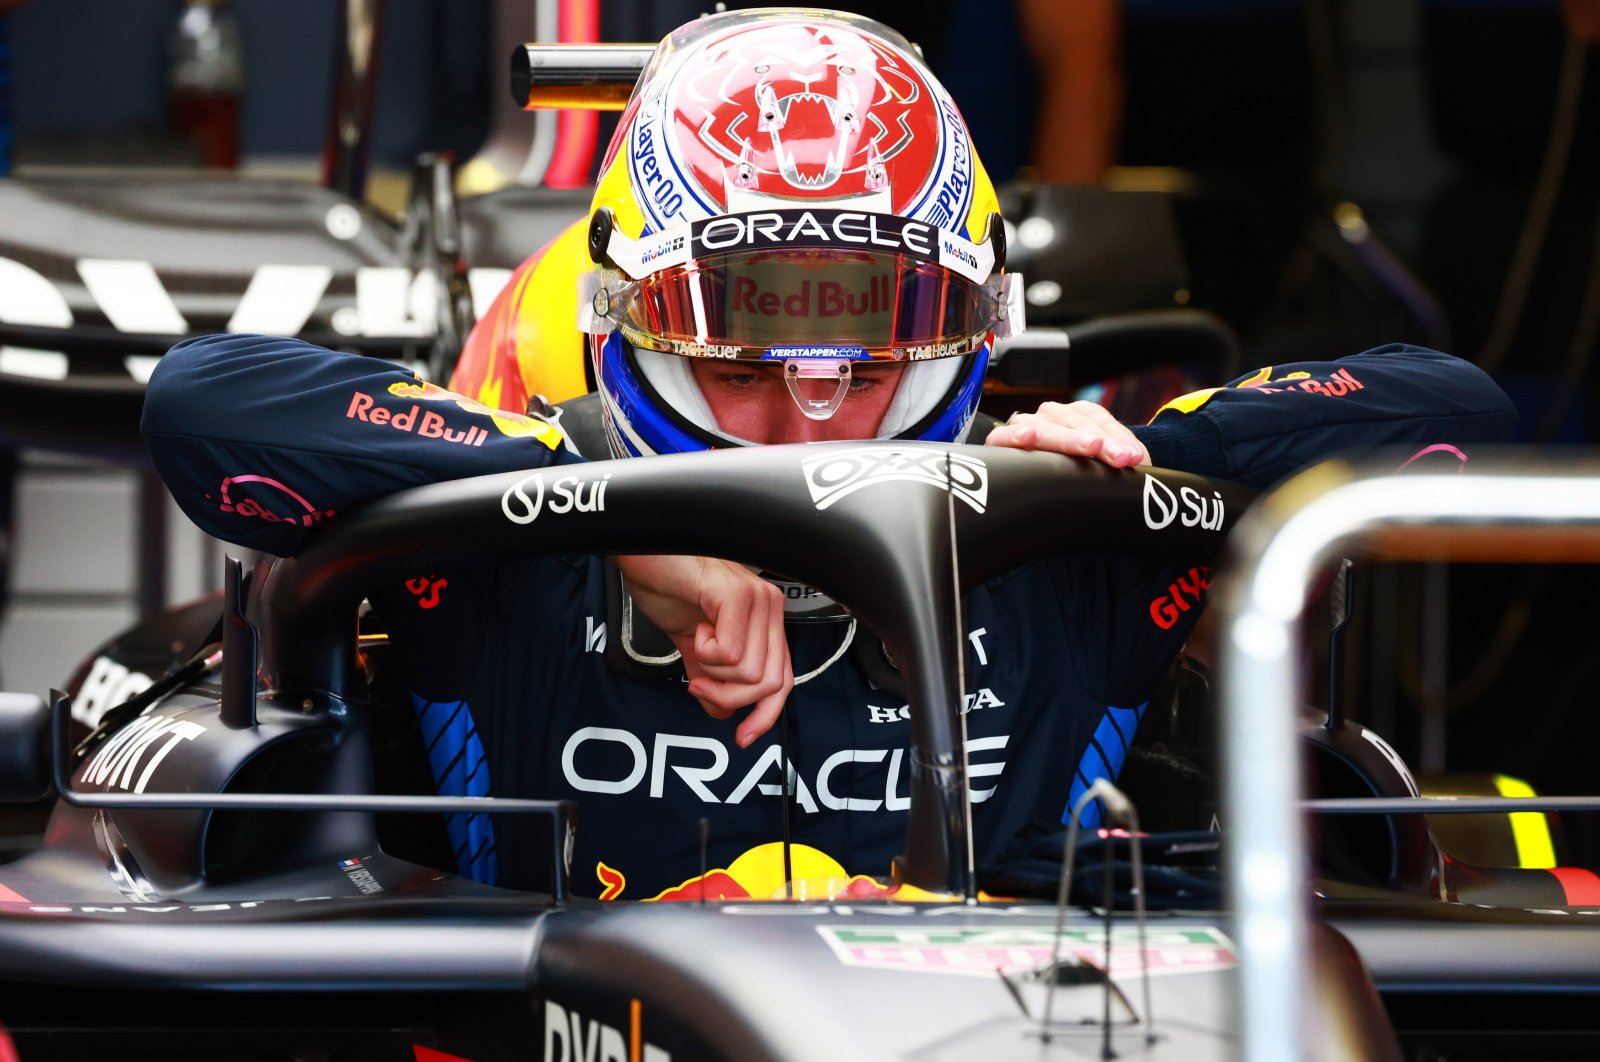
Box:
141, 333, 585, 556
1128, 344, 1518, 488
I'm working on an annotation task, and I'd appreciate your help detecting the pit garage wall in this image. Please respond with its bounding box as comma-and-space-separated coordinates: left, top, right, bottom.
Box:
0, 451, 225, 700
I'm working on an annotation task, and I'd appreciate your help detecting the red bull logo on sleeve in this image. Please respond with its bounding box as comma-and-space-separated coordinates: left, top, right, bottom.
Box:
358, 378, 566, 448
346, 390, 490, 447
1155, 365, 1369, 418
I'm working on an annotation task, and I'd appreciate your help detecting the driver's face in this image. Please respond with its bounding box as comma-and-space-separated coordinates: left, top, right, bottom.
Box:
690, 359, 907, 443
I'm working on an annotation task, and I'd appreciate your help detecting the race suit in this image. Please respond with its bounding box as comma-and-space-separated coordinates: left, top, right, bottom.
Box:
141, 335, 1516, 900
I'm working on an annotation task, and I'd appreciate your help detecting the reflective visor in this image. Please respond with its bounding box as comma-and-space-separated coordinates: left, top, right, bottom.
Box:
589, 207, 1021, 361
603, 249, 998, 361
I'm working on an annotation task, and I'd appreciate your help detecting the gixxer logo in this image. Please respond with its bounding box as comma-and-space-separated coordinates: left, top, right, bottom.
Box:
1149, 566, 1214, 630
502, 472, 612, 524
1142, 475, 1224, 532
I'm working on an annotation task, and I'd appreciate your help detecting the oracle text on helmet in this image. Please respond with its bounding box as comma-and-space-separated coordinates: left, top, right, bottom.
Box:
693, 210, 937, 258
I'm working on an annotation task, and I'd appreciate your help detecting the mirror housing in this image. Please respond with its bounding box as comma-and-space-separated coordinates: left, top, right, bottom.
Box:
0, 692, 51, 802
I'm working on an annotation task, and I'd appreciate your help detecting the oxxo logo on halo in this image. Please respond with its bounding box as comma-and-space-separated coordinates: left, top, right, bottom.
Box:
1142, 474, 1225, 532
503, 471, 613, 524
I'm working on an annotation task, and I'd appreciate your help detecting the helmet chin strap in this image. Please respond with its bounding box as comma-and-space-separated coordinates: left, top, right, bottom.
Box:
783, 358, 853, 420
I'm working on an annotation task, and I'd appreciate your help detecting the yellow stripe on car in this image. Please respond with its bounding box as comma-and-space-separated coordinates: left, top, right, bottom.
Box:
1493, 773, 1557, 869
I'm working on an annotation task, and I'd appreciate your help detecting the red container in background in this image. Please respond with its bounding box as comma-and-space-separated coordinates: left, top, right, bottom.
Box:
168, 0, 243, 169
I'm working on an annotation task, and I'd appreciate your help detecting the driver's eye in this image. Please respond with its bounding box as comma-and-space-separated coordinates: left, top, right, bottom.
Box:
849, 367, 894, 393
704, 368, 765, 391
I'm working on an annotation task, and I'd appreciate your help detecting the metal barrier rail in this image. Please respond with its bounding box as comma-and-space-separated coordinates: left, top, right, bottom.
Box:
1215, 457, 1600, 1062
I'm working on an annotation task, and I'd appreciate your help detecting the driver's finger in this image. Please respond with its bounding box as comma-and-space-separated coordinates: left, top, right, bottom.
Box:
686, 597, 792, 735
693, 583, 751, 669
696, 581, 779, 683
1044, 401, 1149, 460
734, 620, 795, 748
988, 411, 1143, 465
687, 591, 789, 712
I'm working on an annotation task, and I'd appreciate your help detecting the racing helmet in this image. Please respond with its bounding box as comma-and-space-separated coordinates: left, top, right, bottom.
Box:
577, 8, 1024, 458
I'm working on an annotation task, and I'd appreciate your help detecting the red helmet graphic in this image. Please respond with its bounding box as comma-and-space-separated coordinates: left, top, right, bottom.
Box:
671, 20, 938, 208
615, 13, 982, 233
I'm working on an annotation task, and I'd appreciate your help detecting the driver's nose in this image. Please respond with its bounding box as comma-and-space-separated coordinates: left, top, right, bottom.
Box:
764, 399, 838, 444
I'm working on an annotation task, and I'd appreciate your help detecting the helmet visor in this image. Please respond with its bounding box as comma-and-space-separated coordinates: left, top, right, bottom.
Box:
600, 248, 1000, 361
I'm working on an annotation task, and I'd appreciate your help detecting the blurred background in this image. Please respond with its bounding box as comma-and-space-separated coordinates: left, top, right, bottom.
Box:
1, 0, 1598, 854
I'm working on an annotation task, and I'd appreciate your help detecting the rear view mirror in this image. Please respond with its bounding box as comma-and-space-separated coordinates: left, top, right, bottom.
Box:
0, 692, 50, 802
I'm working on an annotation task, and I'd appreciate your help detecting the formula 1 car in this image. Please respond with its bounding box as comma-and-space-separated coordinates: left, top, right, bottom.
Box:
4, 13, 1600, 1062
3, 440, 1600, 1062
0, 442, 1365, 1062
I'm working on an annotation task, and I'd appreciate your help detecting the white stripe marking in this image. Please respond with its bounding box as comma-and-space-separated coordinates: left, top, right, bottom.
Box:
227, 264, 333, 335
468, 267, 514, 322
124, 355, 162, 383
77, 259, 188, 334
0, 347, 70, 379
356, 267, 433, 337
0, 256, 74, 327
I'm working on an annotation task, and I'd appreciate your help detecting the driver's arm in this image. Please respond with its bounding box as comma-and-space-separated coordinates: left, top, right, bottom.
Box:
142, 333, 581, 556
985, 344, 1517, 479
615, 554, 793, 748
142, 333, 791, 731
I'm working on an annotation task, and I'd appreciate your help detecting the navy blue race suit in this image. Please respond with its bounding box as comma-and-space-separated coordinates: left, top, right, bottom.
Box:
141, 335, 1516, 900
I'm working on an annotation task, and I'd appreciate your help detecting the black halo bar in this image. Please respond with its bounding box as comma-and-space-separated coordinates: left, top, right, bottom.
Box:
1303, 796, 1600, 814
50, 694, 571, 817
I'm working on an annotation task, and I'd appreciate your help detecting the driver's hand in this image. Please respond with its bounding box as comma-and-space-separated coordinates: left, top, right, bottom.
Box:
615, 554, 794, 749
983, 400, 1149, 468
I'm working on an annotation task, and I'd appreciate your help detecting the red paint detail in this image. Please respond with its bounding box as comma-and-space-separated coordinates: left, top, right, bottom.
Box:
546, 0, 601, 188
1147, 565, 1214, 630
1548, 867, 1600, 905
1398, 443, 1468, 471
839, 876, 897, 899
650, 870, 751, 902
667, 21, 942, 211
450, 250, 545, 414
596, 861, 626, 900
0, 883, 30, 904
405, 576, 448, 610
418, 579, 447, 610
0, 1025, 20, 1062
413, 1047, 476, 1062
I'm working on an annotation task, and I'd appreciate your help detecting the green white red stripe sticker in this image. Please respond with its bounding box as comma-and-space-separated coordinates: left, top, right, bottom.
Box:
817, 924, 1236, 979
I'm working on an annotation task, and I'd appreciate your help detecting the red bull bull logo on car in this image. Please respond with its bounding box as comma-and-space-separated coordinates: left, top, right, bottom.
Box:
598, 843, 896, 901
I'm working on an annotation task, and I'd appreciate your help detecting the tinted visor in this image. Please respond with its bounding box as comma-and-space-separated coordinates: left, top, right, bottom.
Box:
603, 249, 1000, 361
